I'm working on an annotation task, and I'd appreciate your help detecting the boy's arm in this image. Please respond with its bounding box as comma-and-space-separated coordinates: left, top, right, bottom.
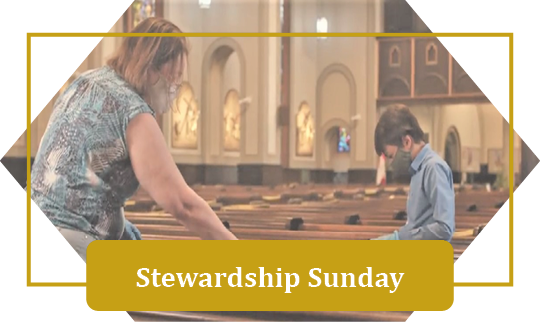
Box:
398, 162, 455, 241
371, 231, 399, 240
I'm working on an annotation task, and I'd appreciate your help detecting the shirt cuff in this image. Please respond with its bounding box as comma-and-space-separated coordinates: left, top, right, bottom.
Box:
397, 227, 414, 240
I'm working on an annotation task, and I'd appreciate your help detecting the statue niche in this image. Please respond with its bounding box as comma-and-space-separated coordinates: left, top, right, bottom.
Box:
296, 102, 314, 157
172, 83, 199, 149
223, 89, 241, 152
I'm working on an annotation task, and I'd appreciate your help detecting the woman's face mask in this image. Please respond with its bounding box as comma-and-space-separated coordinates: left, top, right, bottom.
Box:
147, 73, 181, 114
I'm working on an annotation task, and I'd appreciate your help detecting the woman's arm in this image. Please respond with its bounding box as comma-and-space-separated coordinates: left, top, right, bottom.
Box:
126, 113, 237, 240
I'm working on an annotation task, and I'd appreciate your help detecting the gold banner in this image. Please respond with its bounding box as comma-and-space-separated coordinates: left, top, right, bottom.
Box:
87, 240, 454, 311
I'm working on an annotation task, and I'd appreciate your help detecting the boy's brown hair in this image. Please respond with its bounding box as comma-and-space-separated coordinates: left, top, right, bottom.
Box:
375, 104, 425, 156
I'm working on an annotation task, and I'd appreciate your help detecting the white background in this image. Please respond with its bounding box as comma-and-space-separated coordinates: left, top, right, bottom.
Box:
0, 0, 538, 321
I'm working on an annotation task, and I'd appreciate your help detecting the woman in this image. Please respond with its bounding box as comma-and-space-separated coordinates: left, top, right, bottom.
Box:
30, 18, 237, 262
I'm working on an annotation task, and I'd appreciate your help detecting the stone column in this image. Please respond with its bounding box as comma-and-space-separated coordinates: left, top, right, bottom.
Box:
502, 119, 510, 189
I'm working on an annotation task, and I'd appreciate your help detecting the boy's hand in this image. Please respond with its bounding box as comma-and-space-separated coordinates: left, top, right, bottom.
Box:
371, 231, 399, 240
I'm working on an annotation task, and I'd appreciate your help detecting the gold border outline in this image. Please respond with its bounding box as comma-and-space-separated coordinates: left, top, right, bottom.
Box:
26, 32, 513, 287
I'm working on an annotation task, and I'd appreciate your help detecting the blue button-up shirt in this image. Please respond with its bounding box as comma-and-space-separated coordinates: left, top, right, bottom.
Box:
397, 144, 456, 241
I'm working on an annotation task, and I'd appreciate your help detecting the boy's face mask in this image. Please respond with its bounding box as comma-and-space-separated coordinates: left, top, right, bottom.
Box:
390, 148, 413, 175
388, 136, 413, 175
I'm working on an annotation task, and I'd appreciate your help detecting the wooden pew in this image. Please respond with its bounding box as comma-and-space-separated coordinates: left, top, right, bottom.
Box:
123, 183, 504, 322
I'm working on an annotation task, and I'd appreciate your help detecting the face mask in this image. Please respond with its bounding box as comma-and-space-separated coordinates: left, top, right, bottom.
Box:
390, 148, 412, 176
147, 75, 178, 114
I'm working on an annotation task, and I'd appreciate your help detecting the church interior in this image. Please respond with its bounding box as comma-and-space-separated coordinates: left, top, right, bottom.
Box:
4, 0, 538, 321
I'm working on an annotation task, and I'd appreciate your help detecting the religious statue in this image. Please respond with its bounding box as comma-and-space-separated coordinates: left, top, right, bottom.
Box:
223, 89, 241, 151
461, 147, 480, 173
296, 103, 314, 156
172, 84, 199, 149
488, 149, 504, 173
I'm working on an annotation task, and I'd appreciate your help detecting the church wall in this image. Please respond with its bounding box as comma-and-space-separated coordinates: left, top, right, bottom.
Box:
432, 102, 518, 182
514, 128, 521, 175
3, 0, 516, 187
435, 103, 481, 175
263, 0, 282, 165
289, 0, 318, 170
437, 103, 517, 178
478, 103, 504, 173
165, 0, 281, 184
407, 105, 434, 146
289, 0, 379, 184
316, 0, 370, 169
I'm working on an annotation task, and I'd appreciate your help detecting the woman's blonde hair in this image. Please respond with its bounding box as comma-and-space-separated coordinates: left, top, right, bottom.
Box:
107, 17, 188, 95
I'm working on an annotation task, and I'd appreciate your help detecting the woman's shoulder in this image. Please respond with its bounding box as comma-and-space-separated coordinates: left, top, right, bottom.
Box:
81, 66, 148, 107
83, 66, 129, 90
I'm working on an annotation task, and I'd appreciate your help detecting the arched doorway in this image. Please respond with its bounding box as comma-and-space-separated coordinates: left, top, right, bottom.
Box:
444, 126, 461, 172
323, 124, 351, 184
209, 47, 241, 153
200, 38, 246, 184
315, 63, 357, 168
201, 38, 246, 160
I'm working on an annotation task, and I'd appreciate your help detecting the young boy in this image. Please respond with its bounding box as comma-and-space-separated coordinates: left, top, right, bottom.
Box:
372, 105, 455, 241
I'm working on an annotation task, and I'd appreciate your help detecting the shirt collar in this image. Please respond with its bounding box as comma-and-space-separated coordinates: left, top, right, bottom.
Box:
409, 144, 431, 175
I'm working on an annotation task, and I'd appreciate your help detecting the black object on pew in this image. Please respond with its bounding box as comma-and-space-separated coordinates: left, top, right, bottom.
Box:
344, 214, 361, 225
304, 192, 321, 201
209, 202, 223, 211
333, 190, 344, 199
495, 201, 505, 209
222, 221, 230, 230
393, 211, 407, 220
474, 224, 485, 236
394, 187, 406, 196
287, 198, 303, 205
467, 204, 478, 212
216, 196, 228, 204
124, 201, 156, 213
151, 204, 163, 212
288, 217, 304, 231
